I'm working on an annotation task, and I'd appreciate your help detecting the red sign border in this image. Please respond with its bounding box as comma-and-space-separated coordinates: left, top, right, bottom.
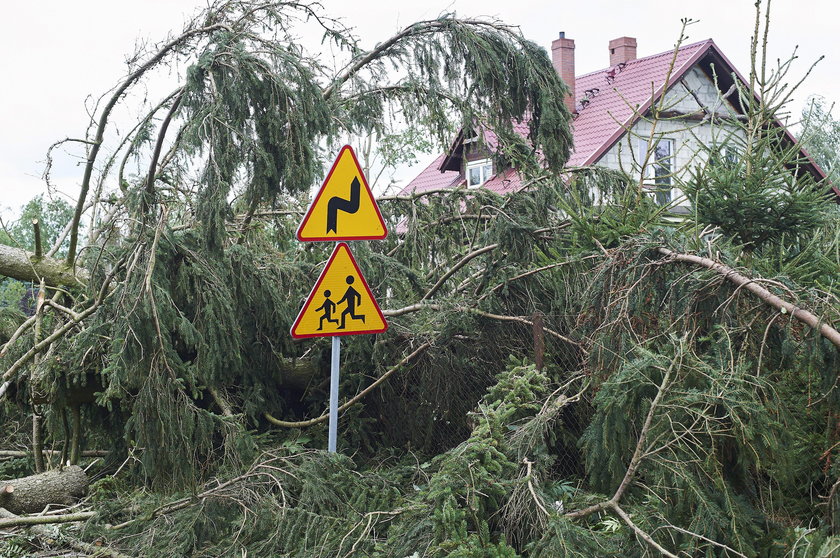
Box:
296, 145, 388, 242
290, 243, 389, 339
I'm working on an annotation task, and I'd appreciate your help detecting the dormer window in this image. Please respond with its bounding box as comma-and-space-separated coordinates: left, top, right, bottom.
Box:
466, 158, 494, 188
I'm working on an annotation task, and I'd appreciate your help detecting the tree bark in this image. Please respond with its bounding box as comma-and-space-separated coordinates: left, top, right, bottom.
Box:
0, 244, 88, 286
0, 465, 88, 514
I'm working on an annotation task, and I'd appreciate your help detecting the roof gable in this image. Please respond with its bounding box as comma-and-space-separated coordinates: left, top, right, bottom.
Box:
568, 39, 713, 167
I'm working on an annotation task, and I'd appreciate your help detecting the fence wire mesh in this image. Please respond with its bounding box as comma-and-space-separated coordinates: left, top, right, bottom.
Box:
338, 312, 589, 476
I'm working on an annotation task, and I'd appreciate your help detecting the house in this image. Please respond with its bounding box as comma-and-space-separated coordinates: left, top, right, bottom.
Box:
399, 34, 835, 205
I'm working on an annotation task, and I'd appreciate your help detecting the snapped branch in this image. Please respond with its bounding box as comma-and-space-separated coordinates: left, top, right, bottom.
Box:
658, 247, 840, 351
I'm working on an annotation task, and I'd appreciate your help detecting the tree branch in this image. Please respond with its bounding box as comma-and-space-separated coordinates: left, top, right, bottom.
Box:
566, 357, 675, 521
323, 18, 514, 100
66, 22, 232, 267
0, 244, 88, 286
142, 88, 185, 214
611, 502, 678, 558
422, 244, 498, 301
658, 247, 840, 350
3, 257, 122, 382
264, 342, 431, 428
0, 508, 95, 529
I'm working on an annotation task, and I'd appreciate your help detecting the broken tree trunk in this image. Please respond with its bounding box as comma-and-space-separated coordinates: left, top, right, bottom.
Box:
0, 465, 88, 514
0, 243, 88, 287
0, 507, 131, 558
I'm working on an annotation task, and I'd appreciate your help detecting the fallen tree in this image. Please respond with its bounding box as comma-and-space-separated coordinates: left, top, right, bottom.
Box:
0, 1, 837, 556
0, 243, 88, 287
0, 465, 89, 514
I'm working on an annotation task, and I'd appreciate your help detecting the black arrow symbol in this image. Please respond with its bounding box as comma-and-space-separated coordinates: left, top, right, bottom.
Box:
326, 177, 361, 234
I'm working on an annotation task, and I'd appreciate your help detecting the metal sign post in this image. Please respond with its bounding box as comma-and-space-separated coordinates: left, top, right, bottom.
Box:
328, 336, 340, 453
291, 146, 388, 454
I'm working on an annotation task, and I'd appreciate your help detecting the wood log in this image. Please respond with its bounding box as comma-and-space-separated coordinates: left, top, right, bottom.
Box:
0, 465, 88, 514
0, 243, 88, 287
0, 507, 131, 558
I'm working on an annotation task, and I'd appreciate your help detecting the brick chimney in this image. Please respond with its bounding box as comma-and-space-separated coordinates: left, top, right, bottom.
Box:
609, 37, 637, 66
551, 32, 575, 113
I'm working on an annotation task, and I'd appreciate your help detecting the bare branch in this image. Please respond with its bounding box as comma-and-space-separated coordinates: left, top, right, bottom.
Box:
658, 247, 840, 350
264, 342, 431, 428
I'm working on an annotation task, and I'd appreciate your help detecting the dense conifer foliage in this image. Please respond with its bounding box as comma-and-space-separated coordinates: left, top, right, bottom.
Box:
0, 1, 837, 556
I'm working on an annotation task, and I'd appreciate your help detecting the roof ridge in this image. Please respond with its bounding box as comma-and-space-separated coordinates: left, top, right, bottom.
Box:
574, 38, 713, 80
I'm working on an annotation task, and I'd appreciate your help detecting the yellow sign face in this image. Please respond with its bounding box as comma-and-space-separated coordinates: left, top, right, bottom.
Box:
297, 145, 388, 241
291, 243, 388, 338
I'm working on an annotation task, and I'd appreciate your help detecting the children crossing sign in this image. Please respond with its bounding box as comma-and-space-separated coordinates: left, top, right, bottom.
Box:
296, 145, 388, 241
290, 243, 387, 339
293, 146, 388, 453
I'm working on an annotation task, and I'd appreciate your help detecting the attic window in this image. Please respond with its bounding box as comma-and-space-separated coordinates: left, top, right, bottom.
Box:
466, 158, 494, 188
639, 138, 675, 205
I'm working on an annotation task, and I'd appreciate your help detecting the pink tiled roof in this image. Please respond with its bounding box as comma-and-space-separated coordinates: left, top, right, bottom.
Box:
398, 40, 714, 196
568, 40, 711, 166
401, 153, 464, 195
480, 166, 525, 194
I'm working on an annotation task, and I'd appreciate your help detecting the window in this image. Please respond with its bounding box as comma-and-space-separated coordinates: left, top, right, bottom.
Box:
639, 138, 675, 205
710, 145, 740, 168
466, 158, 494, 188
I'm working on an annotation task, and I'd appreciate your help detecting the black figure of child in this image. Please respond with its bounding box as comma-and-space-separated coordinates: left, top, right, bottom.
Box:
337, 276, 366, 329
316, 290, 339, 330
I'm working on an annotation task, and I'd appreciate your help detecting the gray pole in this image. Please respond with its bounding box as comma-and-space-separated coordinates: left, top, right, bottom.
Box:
328, 335, 340, 453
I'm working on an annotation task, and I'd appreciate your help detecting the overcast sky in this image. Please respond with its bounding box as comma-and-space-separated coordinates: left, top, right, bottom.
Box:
1, 0, 837, 217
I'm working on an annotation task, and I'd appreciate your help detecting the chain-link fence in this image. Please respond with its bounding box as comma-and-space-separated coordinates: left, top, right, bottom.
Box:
349, 311, 589, 475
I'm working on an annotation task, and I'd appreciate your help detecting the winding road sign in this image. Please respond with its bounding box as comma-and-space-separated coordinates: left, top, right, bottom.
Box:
290, 243, 388, 338
296, 145, 387, 241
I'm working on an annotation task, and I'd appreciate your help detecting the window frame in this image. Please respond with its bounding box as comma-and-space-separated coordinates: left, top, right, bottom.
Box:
466, 158, 494, 188
639, 137, 675, 205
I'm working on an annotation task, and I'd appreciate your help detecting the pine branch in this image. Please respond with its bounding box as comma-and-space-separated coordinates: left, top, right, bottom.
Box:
566, 354, 677, 557
657, 247, 840, 350
323, 18, 515, 100
611, 503, 678, 558
66, 21, 233, 267
421, 244, 498, 301
478, 255, 600, 301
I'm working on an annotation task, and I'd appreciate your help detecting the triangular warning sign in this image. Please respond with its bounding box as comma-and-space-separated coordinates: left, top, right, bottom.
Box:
291, 243, 388, 338
297, 145, 387, 241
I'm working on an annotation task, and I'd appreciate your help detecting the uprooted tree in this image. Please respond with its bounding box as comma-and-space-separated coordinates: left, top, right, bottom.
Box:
0, 1, 838, 556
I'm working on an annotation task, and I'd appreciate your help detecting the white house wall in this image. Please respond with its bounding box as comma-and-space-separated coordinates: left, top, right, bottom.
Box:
592, 66, 745, 207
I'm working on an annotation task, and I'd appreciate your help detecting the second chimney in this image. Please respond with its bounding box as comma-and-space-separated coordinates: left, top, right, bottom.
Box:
608, 36, 637, 66
551, 32, 575, 113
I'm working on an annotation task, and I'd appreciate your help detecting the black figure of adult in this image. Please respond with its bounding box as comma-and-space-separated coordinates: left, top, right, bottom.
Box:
337, 276, 365, 329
